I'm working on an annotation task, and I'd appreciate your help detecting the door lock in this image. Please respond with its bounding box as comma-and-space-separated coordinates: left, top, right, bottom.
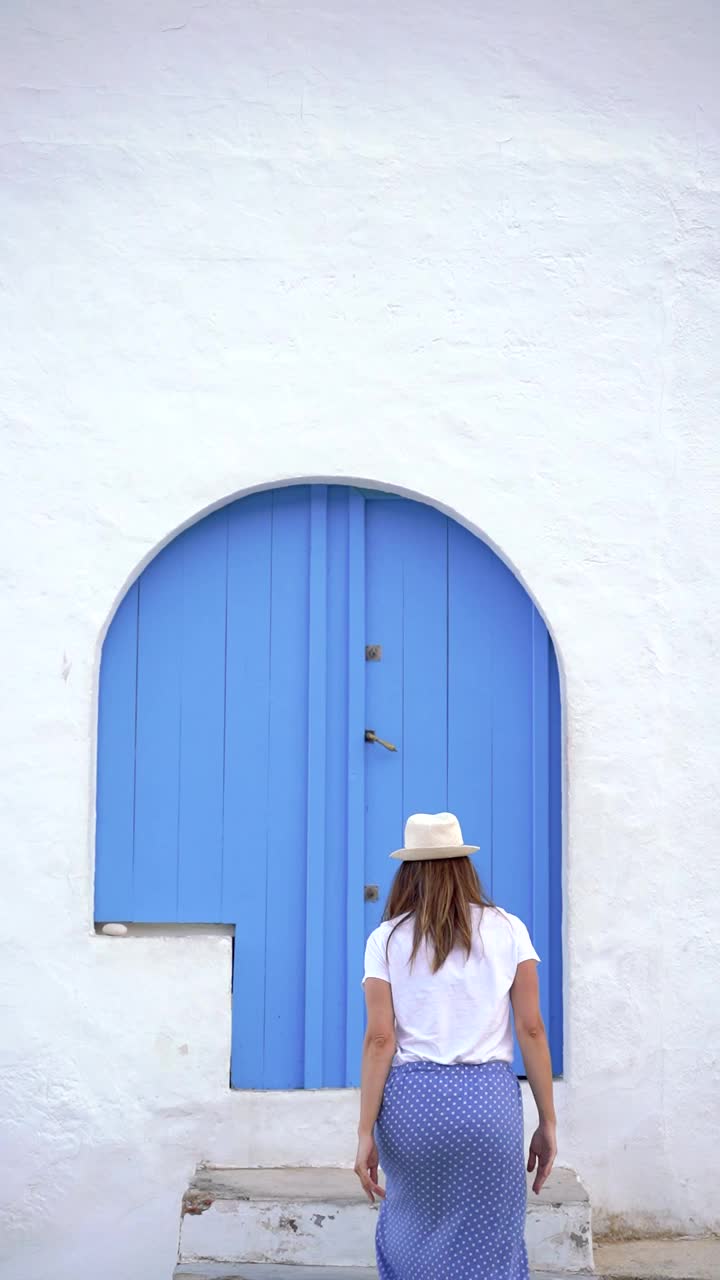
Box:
364, 884, 380, 902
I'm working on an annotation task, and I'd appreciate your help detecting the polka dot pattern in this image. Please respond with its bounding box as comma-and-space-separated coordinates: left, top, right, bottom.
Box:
374, 1059, 530, 1279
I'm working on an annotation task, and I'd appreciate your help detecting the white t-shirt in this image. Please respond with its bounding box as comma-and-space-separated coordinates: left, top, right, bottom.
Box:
361, 904, 540, 1066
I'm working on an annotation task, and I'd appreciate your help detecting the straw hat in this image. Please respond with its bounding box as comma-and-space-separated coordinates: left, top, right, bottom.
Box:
389, 812, 479, 861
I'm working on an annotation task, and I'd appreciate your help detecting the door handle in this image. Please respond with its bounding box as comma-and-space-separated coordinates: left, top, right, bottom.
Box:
365, 729, 398, 752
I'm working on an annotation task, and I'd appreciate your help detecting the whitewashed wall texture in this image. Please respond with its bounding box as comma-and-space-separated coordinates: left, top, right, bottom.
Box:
1, 1, 719, 1277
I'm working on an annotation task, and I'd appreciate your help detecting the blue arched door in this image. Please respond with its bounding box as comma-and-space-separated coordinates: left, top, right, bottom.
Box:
96, 485, 562, 1087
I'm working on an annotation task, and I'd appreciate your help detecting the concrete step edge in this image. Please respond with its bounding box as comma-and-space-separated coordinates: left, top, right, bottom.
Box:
186, 1163, 589, 1207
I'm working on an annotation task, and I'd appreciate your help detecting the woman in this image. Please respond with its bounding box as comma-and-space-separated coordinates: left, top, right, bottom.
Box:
354, 812, 557, 1280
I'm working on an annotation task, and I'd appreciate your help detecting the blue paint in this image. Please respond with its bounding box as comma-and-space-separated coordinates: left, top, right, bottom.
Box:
95, 484, 563, 1086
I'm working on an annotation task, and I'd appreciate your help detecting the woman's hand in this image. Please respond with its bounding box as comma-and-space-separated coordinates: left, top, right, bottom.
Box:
354, 1131, 385, 1204
527, 1119, 557, 1195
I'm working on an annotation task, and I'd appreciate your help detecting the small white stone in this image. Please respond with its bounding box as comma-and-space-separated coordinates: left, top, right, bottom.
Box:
100, 922, 128, 936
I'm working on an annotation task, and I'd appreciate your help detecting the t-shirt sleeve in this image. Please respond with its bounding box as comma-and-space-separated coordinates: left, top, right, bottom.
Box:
361, 928, 391, 986
512, 915, 541, 966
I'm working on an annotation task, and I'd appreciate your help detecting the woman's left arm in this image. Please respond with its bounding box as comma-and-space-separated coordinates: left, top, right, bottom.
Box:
354, 977, 396, 1202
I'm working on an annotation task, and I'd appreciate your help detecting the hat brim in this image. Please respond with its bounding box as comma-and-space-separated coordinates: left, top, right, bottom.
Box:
389, 845, 480, 861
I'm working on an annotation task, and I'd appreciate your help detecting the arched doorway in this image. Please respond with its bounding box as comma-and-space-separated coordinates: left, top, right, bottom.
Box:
95, 484, 562, 1087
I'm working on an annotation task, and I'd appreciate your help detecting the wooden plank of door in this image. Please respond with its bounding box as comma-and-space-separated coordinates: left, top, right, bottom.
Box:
531, 606, 552, 1043
489, 569, 534, 927
304, 486, 329, 1087
345, 490, 367, 1086
133, 537, 184, 921
176, 509, 228, 923
363, 499, 404, 942
264, 486, 311, 1089
489, 566, 535, 1076
548, 638, 564, 1073
323, 487, 351, 1086
95, 582, 139, 922
447, 522, 494, 895
399, 501, 449, 818
225, 492, 273, 1087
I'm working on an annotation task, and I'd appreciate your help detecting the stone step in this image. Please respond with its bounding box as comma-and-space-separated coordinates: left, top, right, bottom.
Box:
176, 1268, 380, 1280
175, 1267, 589, 1280
178, 1165, 593, 1274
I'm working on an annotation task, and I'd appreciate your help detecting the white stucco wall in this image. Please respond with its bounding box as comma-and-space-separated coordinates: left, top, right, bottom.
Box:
2, 1, 719, 1275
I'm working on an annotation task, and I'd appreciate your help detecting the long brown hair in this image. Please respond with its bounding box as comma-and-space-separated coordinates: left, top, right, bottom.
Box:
383, 856, 495, 974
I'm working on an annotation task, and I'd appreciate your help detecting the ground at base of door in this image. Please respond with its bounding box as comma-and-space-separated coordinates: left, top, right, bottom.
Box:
594, 1235, 720, 1279
174, 1234, 720, 1280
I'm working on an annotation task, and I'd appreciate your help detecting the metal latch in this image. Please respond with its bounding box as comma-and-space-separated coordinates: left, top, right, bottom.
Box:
365, 729, 397, 752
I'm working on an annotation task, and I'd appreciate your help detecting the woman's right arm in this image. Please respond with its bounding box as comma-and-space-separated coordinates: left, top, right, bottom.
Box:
510, 959, 557, 1194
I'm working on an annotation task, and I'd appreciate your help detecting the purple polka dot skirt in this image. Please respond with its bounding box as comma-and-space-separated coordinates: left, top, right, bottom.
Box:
374, 1059, 530, 1280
